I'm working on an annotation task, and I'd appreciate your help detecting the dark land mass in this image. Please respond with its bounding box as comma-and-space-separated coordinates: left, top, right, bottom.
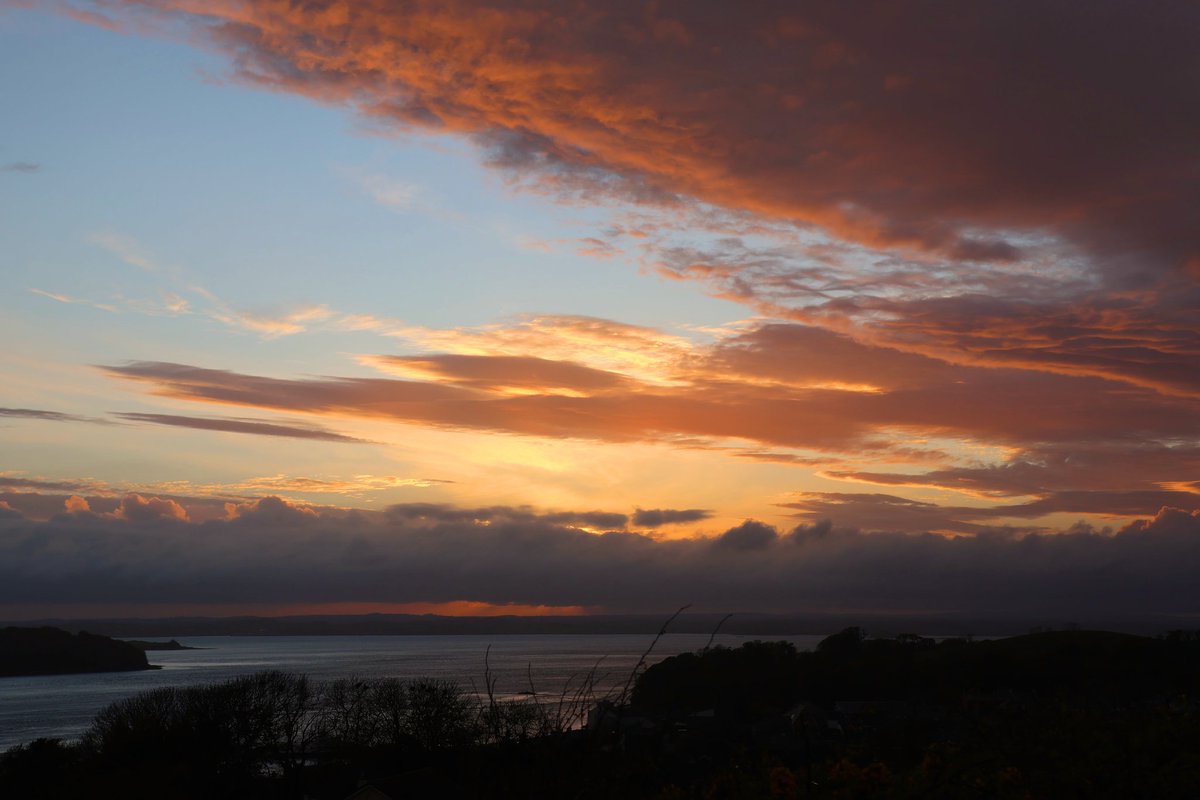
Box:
2, 627, 1199, 798
0, 626, 157, 677
122, 639, 200, 651
6, 610, 1195, 638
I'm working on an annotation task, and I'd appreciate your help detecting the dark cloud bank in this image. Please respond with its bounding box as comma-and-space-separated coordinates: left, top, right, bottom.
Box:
2, 496, 1198, 623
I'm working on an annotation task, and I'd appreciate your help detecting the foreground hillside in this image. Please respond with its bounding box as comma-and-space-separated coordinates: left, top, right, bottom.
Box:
2, 628, 1198, 798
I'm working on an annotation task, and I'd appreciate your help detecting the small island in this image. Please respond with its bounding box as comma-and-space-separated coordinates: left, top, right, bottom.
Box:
0, 626, 157, 677
123, 639, 199, 651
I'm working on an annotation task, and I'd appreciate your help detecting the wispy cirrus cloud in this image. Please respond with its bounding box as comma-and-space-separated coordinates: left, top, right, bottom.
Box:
29, 287, 119, 314
90, 231, 160, 272
353, 172, 420, 211
32, 239, 335, 338
207, 303, 335, 338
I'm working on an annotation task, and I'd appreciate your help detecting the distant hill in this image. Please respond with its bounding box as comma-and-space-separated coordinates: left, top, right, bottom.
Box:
0, 626, 156, 677
5, 611, 1193, 638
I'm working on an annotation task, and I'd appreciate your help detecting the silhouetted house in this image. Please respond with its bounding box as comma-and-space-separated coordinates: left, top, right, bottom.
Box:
833, 699, 914, 739
586, 701, 658, 734
585, 699, 617, 732
787, 702, 836, 739
586, 700, 661, 754
959, 688, 1036, 713
834, 699, 912, 718
342, 768, 464, 800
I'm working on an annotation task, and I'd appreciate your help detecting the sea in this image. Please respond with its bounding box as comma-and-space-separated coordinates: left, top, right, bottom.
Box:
0, 633, 826, 751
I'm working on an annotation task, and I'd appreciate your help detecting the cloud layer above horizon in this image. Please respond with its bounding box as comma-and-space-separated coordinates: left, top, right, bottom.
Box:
2, 493, 1199, 620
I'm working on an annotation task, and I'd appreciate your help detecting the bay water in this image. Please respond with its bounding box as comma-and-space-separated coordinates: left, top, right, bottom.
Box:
0, 633, 826, 750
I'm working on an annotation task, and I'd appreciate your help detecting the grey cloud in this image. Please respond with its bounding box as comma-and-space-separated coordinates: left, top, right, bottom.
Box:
0, 476, 98, 493
0, 407, 106, 424
0, 493, 116, 521
1, 162, 39, 173
228, 495, 321, 526
781, 492, 995, 535
789, 519, 834, 544
713, 520, 779, 551
784, 489, 1200, 534
973, 491, 1200, 519
542, 510, 629, 530
823, 443, 1200, 510
633, 508, 713, 527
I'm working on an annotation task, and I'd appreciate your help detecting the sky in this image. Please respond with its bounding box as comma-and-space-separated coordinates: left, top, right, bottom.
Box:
2, 1, 1199, 622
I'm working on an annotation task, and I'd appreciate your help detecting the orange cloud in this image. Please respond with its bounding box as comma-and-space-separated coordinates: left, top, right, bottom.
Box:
361, 353, 634, 396
349, 313, 696, 385
107, 1, 1199, 279
65, 495, 91, 514
102, 319, 1200, 457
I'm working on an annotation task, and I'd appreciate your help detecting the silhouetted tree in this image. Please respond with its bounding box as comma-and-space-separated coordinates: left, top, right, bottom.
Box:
816, 626, 867, 658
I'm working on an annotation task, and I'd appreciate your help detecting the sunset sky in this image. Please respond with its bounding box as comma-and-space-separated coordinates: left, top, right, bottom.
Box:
2, 1, 1198, 622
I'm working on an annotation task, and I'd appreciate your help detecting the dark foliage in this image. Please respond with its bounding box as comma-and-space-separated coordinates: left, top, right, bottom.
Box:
632, 640, 803, 719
